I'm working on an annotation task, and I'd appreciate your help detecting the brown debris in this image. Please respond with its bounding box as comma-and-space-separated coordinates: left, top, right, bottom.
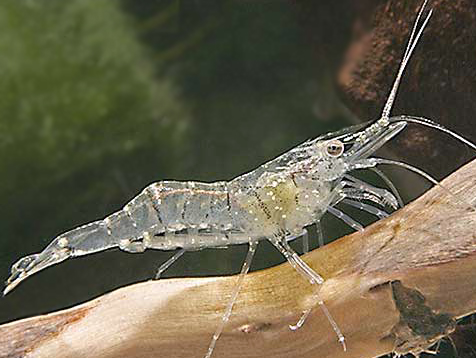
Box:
389, 280, 456, 356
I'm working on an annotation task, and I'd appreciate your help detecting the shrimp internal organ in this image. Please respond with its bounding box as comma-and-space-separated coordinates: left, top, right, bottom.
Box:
6, 1, 476, 357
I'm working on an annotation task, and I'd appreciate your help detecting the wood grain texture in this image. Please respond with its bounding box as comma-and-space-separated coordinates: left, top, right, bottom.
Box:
2, 158, 476, 358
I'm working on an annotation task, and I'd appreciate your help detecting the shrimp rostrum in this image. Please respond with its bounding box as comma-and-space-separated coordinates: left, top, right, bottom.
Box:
5, 1, 476, 357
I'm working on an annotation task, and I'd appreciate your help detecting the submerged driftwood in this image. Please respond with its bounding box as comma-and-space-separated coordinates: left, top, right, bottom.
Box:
1, 159, 476, 358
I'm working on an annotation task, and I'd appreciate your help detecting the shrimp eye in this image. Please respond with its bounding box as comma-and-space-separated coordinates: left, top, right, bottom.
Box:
326, 140, 344, 157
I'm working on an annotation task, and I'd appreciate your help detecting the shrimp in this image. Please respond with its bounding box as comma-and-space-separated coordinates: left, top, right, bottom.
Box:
5, 1, 476, 357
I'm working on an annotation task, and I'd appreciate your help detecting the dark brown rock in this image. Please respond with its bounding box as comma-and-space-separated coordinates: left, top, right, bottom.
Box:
298, 0, 476, 178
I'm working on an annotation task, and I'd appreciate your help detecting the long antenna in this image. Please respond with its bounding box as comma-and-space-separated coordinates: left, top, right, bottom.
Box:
381, 0, 433, 120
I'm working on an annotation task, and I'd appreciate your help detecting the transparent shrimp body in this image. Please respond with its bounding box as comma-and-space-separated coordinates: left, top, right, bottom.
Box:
5, 139, 350, 294
7, 1, 476, 357
229, 140, 348, 238
6, 181, 238, 293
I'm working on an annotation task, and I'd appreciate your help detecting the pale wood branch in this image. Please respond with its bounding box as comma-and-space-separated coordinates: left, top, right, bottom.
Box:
2, 159, 476, 358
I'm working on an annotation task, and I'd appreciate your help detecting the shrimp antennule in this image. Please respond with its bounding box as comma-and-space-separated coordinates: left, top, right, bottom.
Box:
382, 0, 432, 119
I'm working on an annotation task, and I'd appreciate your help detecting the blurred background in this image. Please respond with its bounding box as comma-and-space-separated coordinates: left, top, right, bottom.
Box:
0, 1, 475, 357
0, 0, 353, 321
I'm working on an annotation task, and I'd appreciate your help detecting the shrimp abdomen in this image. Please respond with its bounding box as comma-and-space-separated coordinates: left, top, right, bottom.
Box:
3, 180, 242, 295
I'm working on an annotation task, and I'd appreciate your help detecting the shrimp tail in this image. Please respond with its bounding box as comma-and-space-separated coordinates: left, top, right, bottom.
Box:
4, 220, 117, 296
4, 248, 69, 296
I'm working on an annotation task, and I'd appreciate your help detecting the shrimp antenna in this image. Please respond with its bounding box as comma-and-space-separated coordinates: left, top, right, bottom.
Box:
357, 157, 476, 212
382, 0, 433, 120
391, 115, 476, 151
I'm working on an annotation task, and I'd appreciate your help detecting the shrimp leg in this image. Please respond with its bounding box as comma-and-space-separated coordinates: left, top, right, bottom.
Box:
327, 206, 365, 232
204, 240, 258, 358
284, 229, 309, 253
316, 219, 324, 248
351, 157, 476, 211
344, 175, 399, 209
340, 188, 392, 209
155, 248, 186, 279
341, 198, 389, 219
369, 167, 404, 208
302, 229, 310, 254
269, 237, 346, 350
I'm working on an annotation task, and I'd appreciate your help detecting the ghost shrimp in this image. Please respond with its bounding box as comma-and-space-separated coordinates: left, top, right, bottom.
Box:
5, 1, 476, 357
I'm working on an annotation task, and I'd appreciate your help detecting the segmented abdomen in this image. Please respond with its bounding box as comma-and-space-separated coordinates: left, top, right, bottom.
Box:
54, 180, 253, 255
144, 181, 230, 230
115, 180, 250, 250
